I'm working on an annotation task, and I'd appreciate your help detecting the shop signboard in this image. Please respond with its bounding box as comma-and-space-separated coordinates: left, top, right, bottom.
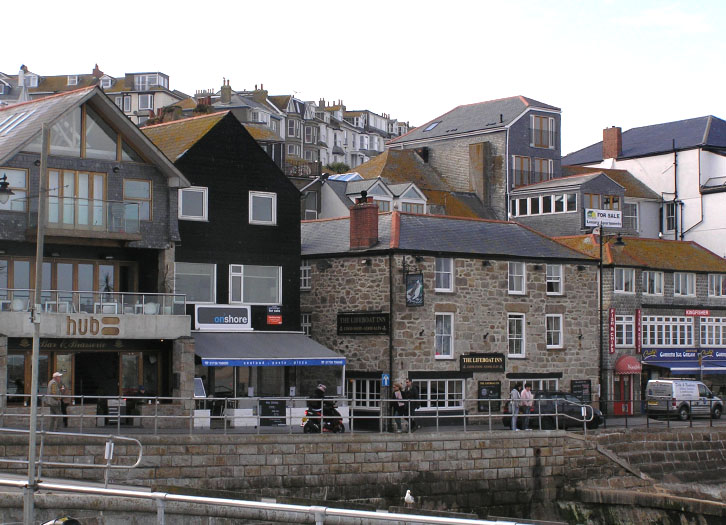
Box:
635, 309, 642, 354
259, 399, 286, 426
685, 309, 710, 317
195, 305, 251, 332
571, 379, 592, 403
461, 353, 505, 373
608, 308, 616, 354
337, 312, 390, 335
478, 380, 501, 412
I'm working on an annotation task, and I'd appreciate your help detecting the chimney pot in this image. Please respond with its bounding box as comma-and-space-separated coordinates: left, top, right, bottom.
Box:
603, 126, 622, 159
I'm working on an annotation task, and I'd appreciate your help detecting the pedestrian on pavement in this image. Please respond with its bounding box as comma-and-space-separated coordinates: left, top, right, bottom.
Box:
510, 384, 522, 431
392, 383, 405, 432
45, 372, 64, 431
403, 378, 420, 431
521, 384, 534, 430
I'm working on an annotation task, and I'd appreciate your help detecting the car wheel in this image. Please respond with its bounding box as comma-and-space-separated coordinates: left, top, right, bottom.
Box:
678, 406, 689, 421
712, 406, 722, 420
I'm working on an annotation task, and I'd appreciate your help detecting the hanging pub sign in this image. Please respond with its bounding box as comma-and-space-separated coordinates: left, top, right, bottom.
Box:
478, 380, 501, 412
405, 273, 424, 307
461, 353, 505, 373
337, 312, 390, 335
267, 305, 282, 325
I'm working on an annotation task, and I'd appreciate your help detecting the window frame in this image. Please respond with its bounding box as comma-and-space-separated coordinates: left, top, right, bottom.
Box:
701, 317, 726, 347
412, 378, 464, 409
434, 257, 454, 292
613, 267, 635, 294
248, 191, 277, 226
642, 316, 694, 347
67, 75, 78, 86
708, 274, 726, 297
546, 264, 563, 295
546, 314, 563, 349
300, 260, 311, 290
665, 202, 677, 231
673, 272, 696, 297
0, 167, 29, 212
229, 264, 282, 305
508, 261, 526, 295
642, 271, 664, 296
508, 313, 525, 358
174, 262, 216, 304
615, 315, 635, 347
138, 94, 154, 111
434, 312, 454, 359
348, 378, 381, 408
623, 202, 638, 231
122, 178, 152, 221
178, 186, 208, 221
301, 312, 312, 336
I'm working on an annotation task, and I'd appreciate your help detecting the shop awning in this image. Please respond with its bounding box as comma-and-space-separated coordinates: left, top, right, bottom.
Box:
615, 355, 642, 375
193, 332, 346, 367
643, 360, 726, 375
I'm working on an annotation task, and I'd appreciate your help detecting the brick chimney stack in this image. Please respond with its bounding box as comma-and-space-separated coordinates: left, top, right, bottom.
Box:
350, 190, 379, 250
221, 78, 232, 105
603, 126, 622, 159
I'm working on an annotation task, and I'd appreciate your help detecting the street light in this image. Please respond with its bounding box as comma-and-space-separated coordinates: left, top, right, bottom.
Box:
0, 173, 15, 204
597, 225, 625, 417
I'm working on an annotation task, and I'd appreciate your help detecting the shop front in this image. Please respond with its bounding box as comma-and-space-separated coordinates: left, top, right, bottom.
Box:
642, 348, 726, 395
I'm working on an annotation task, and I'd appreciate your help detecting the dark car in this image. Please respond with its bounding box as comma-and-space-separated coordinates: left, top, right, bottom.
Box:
502, 391, 602, 430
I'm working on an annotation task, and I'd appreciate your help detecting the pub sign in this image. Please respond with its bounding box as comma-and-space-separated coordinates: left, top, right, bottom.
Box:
461, 353, 505, 373
337, 312, 390, 335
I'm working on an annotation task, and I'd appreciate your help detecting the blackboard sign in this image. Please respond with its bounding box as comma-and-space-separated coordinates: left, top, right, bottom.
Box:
461, 353, 505, 373
478, 380, 501, 412
337, 312, 390, 335
571, 379, 592, 404
259, 399, 286, 426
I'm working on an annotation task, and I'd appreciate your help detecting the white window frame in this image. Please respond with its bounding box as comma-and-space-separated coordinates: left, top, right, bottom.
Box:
138, 94, 153, 111
615, 315, 635, 347
229, 264, 282, 305
546, 264, 563, 295
623, 202, 638, 231
508, 262, 526, 295
300, 260, 311, 290
674, 272, 696, 297
701, 317, 726, 347
614, 267, 635, 294
546, 314, 563, 349
301, 313, 312, 337
642, 316, 694, 347
642, 271, 664, 295
67, 75, 78, 86
249, 191, 277, 226
508, 378, 559, 392
508, 313, 525, 358
100, 77, 112, 89
349, 378, 381, 408
412, 378, 464, 409
708, 274, 726, 297
178, 186, 208, 221
665, 202, 677, 231
174, 262, 216, 304
434, 312, 454, 359
434, 258, 454, 292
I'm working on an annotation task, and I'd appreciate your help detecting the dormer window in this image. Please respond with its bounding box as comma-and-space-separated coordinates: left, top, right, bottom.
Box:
423, 121, 440, 132
24, 75, 38, 88
100, 77, 112, 89
67, 75, 78, 86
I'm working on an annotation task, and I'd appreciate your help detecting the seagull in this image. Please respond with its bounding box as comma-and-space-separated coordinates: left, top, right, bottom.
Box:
404, 489, 415, 507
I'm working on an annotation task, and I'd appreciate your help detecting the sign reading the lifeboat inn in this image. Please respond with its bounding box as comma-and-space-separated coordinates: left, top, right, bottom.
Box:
460, 353, 505, 372
337, 312, 390, 335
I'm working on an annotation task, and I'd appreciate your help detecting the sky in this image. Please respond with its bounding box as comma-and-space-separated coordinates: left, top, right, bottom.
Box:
3, 0, 724, 155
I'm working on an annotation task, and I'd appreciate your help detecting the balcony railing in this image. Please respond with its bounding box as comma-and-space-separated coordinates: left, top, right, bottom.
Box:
0, 289, 186, 316
24, 197, 141, 235
284, 160, 321, 178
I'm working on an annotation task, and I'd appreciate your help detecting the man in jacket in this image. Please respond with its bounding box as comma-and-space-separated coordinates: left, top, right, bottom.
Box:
45, 371, 64, 431
403, 379, 420, 431
510, 384, 522, 431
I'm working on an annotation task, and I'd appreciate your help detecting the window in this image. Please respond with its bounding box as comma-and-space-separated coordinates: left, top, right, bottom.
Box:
348, 378, 381, 408
229, 265, 281, 304
674, 272, 695, 296
123, 96, 131, 113
374, 199, 390, 212
288, 119, 300, 138
584, 193, 600, 210
138, 94, 153, 111
508, 262, 526, 294
642, 271, 663, 295
623, 202, 638, 231
546, 314, 563, 348
602, 195, 621, 210
508, 378, 558, 392
67, 75, 78, 86
100, 77, 112, 89
287, 144, 301, 157
508, 313, 525, 357
435, 313, 454, 358
304, 150, 314, 161
423, 121, 440, 132
401, 202, 424, 214
615, 315, 634, 347
542, 195, 552, 214
134, 74, 167, 90
249, 191, 276, 225
301, 313, 312, 336
85, 106, 117, 160
614, 268, 635, 293
174, 262, 216, 303
300, 260, 311, 290
566, 193, 577, 212
303, 191, 318, 219
513, 156, 531, 187
179, 187, 208, 221
546, 265, 563, 295
304, 126, 314, 143
701, 317, 726, 347
531, 115, 556, 148
435, 258, 454, 292
413, 378, 464, 408
123, 179, 152, 221
708, 274, 726, 297
532, 158, 553, 183
0, 168, 28, 212
114, 96, 123, 110
665, 202, 676, 231
642, 316, 693, 347
25, 75, 38, 87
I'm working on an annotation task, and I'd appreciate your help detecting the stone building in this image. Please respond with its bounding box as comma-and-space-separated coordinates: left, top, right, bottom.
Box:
556, 235, 726, 415
301, 196, 600, 425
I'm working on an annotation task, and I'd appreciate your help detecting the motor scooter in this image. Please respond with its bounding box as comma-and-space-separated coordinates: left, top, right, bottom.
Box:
302, 401, 345, 433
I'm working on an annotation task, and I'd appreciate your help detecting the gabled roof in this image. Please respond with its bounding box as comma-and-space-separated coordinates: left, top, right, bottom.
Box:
0, 86, 188, 187
561, 166, 660, 200
510, 172, 606, 194
141, 111, 227, 162
563, 116, 726, 165
389, 96, 559, 145
554, 235, 726, 272
303, 212, 594, 261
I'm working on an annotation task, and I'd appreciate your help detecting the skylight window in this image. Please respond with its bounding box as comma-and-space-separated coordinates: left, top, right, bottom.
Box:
423, 121, 441, 132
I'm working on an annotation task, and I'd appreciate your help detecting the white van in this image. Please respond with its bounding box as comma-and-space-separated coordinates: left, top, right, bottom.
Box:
646, 379, 723, 420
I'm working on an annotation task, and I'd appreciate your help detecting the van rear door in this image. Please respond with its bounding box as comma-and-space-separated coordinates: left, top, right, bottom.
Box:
647, 381, 672, 413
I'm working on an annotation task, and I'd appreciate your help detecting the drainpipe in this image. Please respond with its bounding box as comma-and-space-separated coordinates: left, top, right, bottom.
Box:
505, 127, 510, 220
672, 139, 679, 240
388, 252, 394, 424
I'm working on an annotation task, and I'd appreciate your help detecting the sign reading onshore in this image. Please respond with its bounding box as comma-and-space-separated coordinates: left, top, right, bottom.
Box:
685, 309, 710, 317
585, 208, 622, 228
461, 353, 505, 373
196, 305, 251, 332
337, 312, 390, 335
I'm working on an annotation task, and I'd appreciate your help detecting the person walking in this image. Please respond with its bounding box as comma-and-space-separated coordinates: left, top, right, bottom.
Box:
391, 383, 405, 432
45, 372, 64, 431
403, 379, 420, 431
520, 384, 534, 430
510, 384, 522, 431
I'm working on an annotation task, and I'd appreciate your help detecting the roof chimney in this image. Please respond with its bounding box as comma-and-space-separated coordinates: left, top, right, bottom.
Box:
221, 78, 231, 105
603, 126, 622, 159
350, 190, 378, 250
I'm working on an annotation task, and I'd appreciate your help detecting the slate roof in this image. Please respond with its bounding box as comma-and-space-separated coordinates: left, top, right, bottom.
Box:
510, 172, 604, 194
141, 111, 227, 162
561, 166, 660, 200
302, 212, 594, 262
389, 96, 559, 145
554, 235, 726, 272
562, 116, 726, 165
243, 123, 283, 142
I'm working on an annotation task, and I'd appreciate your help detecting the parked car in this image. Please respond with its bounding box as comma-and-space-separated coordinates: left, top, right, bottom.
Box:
502, 391, 602, 430
646, 379, 723, 421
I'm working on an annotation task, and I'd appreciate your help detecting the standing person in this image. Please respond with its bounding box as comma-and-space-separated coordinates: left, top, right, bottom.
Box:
510, 384, 522, 431
391, 383, 405, 432
403, 379, 420, 431
520, 384, 534, 430
45, 372, 64, 431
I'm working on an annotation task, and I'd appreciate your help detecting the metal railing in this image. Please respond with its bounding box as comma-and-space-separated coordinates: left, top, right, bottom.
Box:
284, 159, 321, 178
24, 196, 141, 235
598, 396, 723, 430
0, 288, 186, 315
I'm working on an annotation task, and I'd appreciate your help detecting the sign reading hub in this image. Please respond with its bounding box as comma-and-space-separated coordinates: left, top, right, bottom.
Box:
196, 305, 252, 332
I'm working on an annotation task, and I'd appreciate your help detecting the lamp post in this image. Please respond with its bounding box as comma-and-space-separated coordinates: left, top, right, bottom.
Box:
0, 173, 15, 204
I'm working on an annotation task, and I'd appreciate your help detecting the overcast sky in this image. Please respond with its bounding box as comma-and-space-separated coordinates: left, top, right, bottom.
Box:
3, 0, 724, 155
